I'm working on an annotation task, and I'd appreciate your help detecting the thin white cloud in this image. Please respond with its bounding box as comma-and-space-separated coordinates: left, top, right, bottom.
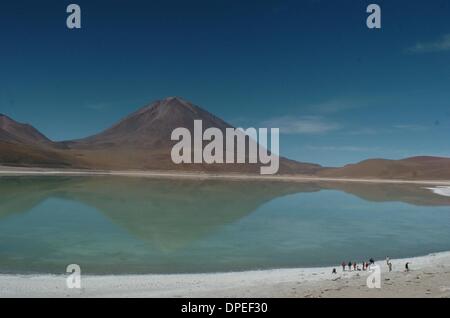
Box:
308, 99, 364, 114
393, 124, 428, 131
345, 127, 386, 135
345, 123, 429, 136
306, 145, 381, 152
84, 102, 110, 111
406, 34, 450, 54
261, 116, 340, 134
83, 98, 148, 111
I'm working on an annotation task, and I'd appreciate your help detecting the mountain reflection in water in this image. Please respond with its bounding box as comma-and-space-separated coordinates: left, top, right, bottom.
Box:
0, 176, 449, 274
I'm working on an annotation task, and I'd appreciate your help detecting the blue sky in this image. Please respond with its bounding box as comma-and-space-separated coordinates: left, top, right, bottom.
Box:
1, 0, 450, 166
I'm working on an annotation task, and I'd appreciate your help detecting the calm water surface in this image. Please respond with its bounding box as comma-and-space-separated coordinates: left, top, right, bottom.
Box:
1, 176, 450, 274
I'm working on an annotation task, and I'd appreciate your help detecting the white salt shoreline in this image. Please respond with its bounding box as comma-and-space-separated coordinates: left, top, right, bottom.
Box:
425, 186, 450, 197
1, 251, 450, 298
1, 166, 450, 186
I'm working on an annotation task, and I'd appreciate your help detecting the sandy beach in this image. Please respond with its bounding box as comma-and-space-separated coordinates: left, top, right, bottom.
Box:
1, 252, 450, 298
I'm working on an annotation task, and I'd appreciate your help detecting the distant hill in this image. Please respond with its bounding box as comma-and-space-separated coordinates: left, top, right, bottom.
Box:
0, 114, 71, 167
0, 114, 53, 146
319, 156, 450, 180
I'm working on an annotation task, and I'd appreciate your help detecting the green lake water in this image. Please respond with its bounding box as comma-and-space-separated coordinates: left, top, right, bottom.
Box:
1, 176, 450, 274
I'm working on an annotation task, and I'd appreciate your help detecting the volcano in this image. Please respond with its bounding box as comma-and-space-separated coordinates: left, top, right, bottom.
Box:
56, 97, 317, 173
68, 97, 232, 150
63, 97, 320, 173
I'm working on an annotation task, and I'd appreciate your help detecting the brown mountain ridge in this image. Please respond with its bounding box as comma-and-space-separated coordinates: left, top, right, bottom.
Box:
1, 97, 450, 179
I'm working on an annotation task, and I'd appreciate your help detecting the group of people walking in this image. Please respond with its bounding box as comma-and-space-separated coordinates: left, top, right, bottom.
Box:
339, 258, 375, 272
332, 256, 410, 274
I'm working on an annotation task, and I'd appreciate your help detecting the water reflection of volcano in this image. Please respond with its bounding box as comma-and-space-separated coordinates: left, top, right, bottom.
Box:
1, 176, 449, 252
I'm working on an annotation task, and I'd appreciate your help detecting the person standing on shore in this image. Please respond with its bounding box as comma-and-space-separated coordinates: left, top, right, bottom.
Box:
405, 262, 410, 272
388, 262, 392, 272
348, 261, 352, 271
342, 261, 346, 271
